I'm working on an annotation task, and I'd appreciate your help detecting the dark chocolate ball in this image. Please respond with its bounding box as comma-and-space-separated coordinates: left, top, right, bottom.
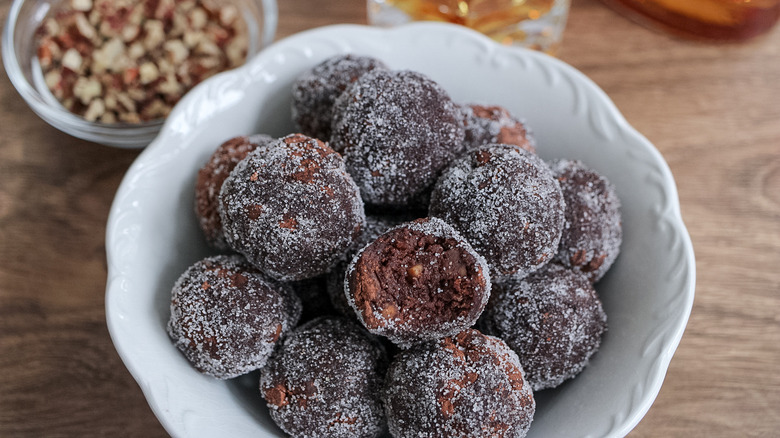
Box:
292, 54, 388, 141
167, 255, 301, 379
260, 317, 388, 438
549, 159, 622, 283
194, 134, 273, 250
383, 329, 535, 438
461, 104, 536, 154
429, 144, 565, 280
479, 263, 607, 391
345, 217, 491, 346
330, 69, 465, 208
219, 133, 365, 281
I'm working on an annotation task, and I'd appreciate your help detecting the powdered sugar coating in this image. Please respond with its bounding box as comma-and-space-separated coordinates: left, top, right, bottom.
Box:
292, 54, 388, 141
549, 159, 622, 283
260, 317, 388, 438
345, 217, 491, 347
167, 255, 301, 380
430, 144, 565, 280
383, 329, 535, 438
479, 263, 607, 391
219, 134, 366, 281
461, 104, 536, 154
194, 134, 274, 250
330, 69, 465, 208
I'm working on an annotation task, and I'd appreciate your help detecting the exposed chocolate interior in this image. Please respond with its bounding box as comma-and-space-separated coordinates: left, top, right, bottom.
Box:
350, 227, 481, 330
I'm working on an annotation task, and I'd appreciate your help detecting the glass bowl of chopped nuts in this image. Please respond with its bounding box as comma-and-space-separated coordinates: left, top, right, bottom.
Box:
2, 0, 278, 148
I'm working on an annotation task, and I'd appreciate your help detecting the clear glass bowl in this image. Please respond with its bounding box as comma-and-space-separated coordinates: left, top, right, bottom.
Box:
2, 0, 278, 148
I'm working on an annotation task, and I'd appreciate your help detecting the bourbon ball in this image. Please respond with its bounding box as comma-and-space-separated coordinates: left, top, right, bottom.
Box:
345, 217, 491, 346
461, 104, 536, 154
291, 54, 388, 141
479, 263, 607, 391
219, 133, 365, 282
330, 69, 465, 208
194, 134, 273, 250
260, 317, 388, 438
429, 144, 565, 280
167, 255, 301, 379
549, 159, 622, 283
383, 329, 535, 438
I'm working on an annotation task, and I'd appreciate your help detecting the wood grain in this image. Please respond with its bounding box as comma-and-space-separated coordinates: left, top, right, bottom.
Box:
1, 0, 778, 436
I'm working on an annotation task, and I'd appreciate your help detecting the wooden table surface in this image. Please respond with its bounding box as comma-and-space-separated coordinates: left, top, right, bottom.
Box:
1, 0, 778, 436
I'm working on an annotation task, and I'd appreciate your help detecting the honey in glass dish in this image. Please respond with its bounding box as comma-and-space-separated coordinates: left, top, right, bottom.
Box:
368, 0, 572, 54
602, 0, 780, 41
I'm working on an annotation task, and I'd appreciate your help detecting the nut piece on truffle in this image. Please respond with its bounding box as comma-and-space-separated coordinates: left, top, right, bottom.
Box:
167, 255, 301, 380
383, 329, 535, 438
429, 144, 565, 280
260, 317, 388, 438
479, 263, 607, 391
330, 69, 465, 208
291, 54, 388, 141
549, 159, 622, 283
345, 217, 491, 346
461, 104, 536, 154
219, 133, 366, 281
194, 134, 274, 250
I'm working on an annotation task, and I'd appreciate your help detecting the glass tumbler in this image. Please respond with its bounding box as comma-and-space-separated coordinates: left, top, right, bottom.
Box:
367, 0, 572, 55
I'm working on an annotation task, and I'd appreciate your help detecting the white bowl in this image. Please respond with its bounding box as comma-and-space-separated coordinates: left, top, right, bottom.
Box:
106, 22, 695, 438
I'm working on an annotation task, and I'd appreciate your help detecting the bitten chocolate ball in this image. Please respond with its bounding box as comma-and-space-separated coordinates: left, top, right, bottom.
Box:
292, 54, 388, 141
260, 317, 388, 438
167, 255, 301, 379
194, 134, 273, 250
345, 217, 490, 346
429, 144, 565, 280
383, 329, 535, 438
219, 133, 365, 281
549, 159, 622, 283
461, 104, 536, 153
330, 69, 465, 208
479, 263, 607, 391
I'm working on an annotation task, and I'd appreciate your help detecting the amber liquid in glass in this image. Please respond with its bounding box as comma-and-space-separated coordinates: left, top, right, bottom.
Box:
602, 0, 780, 41
370, 0, 566, 53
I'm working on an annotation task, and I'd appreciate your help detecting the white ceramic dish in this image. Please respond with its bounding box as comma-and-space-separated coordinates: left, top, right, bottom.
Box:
106, 22, 695, 438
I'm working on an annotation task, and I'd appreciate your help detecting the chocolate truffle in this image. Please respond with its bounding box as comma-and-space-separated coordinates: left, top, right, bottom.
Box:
219, 133, 365, 281
330, 69, 465, 208
383, 329, 535, 438
260, 317, 388, 438
167, 255, 301, 379
429, 144, 565, 280
461, 104, 536, 154
549, 159, 622, 283
479, 263, 607, 391
194, 134, 273, 250
345, 217, 491, 346
291, 54, 388, 141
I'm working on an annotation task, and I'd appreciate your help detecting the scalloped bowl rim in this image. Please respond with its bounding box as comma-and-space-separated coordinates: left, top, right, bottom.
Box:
106, 22, 695, 438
